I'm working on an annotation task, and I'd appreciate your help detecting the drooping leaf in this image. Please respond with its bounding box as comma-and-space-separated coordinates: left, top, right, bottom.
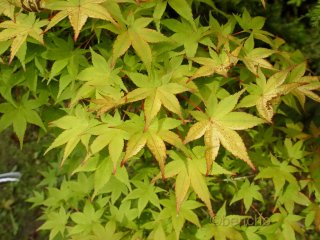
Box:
0, 13, 47, 62
45, 0, 118, 40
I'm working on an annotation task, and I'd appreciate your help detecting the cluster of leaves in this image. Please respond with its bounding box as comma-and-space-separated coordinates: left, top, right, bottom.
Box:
214, 0, 320, 75
0, 0, 320, 239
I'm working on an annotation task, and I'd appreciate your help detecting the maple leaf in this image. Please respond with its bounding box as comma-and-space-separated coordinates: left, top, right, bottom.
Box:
45, 105, 100, 166
153, 147, 233, 218
241, 34, 275, 75
112, 16, 168, 68
0, 93, 46, 148
161, 17, 212, 58
189, 45, 241, 81
238, 68, 305, 123
39, 207, 69, 240
184, 90, 264, 174
86, 111, 128, 173
230, 179, 264, 213
255, 155, 298, 197
123, 178, 163, 216
72, 50, 126, 106
120, 113, 184, 179
45, 0, 118, 40
124, 66, 191, 127
157, 193, 202, 239
42, 36, 87, 87
0, 0, 15, 19
208, 15, 238, 49
286, 62, 320, 108
196, 202, 247, 240
0, 12, 47, 63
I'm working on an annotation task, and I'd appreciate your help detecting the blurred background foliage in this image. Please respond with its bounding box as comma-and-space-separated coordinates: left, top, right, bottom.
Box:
0, 0, 320, 239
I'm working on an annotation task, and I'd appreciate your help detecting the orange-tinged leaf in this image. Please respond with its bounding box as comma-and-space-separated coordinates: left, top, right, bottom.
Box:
184, 120, 209, 144
146, 132, 167, 178
122, 133, 147, 166
204, 126, 220, 175
215, 124, 255, 170
188, 158, 214, 217
45, 0, 117, 40
175, 168, 190, 213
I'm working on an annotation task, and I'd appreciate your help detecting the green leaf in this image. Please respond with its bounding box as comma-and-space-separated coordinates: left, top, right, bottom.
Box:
39, 207, 69, 240
93, 158, 113, 198
230, 179, 263, 213
167, 0, 194, 28
124, 179, 162, 216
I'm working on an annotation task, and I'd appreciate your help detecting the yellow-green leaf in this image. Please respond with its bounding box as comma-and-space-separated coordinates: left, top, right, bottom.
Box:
215, 124, 255, 170
175, 168, 190, 213
204, 126, 220, 175
184, 120, 209, 144
188, 158, 214, 217
146, 132, 167, 178
46, 0, 117, 40
122, 133, 147, 166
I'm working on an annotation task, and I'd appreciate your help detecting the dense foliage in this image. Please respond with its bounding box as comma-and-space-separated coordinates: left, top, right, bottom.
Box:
0, 0, 320, 239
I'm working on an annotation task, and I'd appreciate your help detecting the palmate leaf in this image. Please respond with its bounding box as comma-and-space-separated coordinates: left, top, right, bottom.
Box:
255, 155, 299, 197
167, 0, 195, 28
112, 16, 168, 68
158, 193, 202, 239
39, 207, 69, 240
0, 94, 46, 148
241, 34, 275, 75
45, 106, 100, 166
239, 68, 305, 122
0, 0, 15, 19
153, 147, 233, 218
124, 68, 190, 127
184, 90, 264, 174
189, 45, 241, 80
0, 12, 47, 63
230, 179, 263, 213
196, 202, 245, 240
120, 114, 183, 178
124, 178, 163, 217
161, 17, 211, 58
286, 62, 320, 108
45, 0, 118, 40
72, 50, 126, 106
